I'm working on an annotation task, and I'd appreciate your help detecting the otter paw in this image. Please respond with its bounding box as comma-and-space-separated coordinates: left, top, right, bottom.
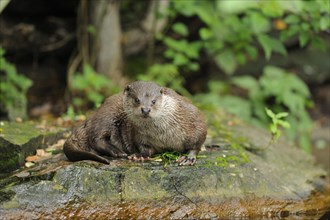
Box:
128, 154, 150, 161
176, 156, 196, 166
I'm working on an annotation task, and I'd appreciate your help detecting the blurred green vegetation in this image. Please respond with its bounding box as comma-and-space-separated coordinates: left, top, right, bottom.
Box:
136, 0, 328, 152
136, 0, 329, 86
195, 66, 313, 151
0, 47, 33, 121
265, 108, 290, 145
154, 0, 328, 75
70, 64, 120, 109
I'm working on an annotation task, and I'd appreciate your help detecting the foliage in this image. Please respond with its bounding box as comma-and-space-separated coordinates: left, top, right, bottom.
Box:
62, 105, 76, 121
138, 63, 190, 96
195, 66, 313, 152
137, 1, 327, 146
160, 0, 329, 74
152, 151, 182, 166
0, 47, 33, 120
152, 151, 208, 167
71, 64, 120, 109
265, 108, 290, 145
160, 34, 201, 73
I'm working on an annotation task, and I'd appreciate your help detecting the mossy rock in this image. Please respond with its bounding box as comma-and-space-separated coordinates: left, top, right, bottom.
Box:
0, 111, 329, 219
0, 121, 66, 174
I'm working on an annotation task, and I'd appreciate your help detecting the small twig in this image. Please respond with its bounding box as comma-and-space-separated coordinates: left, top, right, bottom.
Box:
39, 34, 75, 52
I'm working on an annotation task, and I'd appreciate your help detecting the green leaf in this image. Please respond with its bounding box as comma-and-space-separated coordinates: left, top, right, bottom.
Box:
257, 35, 287, 60
87, 91, 104, 107
282, 91, 305, 112
245, 45, 258, 60
302, 1, 321, 12
286, 74, 310, 97
280, 24, 300, 41
184, 42, 201, 58
257, 35, 272, 60
248, 11, 270, 34
217, 0, 257, 14
208, 80, 230, 94
0, 47, 4, 56
164, 49, 175, 59
172, 22, 189, 36
311, 36, 326, 51
72, 74, 87, 90
259, 1, 284, 17
219, 95, 252, 121
73, 97, 83, 106
277, 120, 290, 128
265, 108, 275, 119
173, 1, 197, 17
163, 38, 189, 53
188, 62, 199, 71
236, 52, 246, 65
269, 124, 277, 134
299, 133, 311, 153
301, 23, 310, 31
276, 112, 289, 119
215, 50, 237, 74
199, 28, 213, 40
316, 0, 330, 13
173, 53, 189, 66
195, 4, 214, 25
284, 14, 300, 24
232, 76, 259, 92
270, 39, 287, 56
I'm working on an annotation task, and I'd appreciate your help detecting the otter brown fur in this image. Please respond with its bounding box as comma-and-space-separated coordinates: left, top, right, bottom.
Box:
63, 81, 207, 165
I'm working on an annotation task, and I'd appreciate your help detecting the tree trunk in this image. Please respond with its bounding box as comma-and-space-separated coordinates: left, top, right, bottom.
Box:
122, 0, 169, 56
91, 0, 126, 86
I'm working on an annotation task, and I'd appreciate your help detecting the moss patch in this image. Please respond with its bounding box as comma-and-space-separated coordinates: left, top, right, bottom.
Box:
122, 167, 168, 200
202, 108, 251, 168
0, 121, 66, 173
0, 121, 42, 145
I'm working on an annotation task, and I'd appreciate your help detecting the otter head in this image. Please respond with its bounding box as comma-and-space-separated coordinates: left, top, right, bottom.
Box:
123, 81, 166, 120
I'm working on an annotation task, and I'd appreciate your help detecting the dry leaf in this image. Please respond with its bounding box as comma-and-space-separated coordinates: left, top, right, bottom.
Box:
46, 139, 66, 152
26, 155, 40, 162
25, 161, 35, 168
36, 149, 51, 157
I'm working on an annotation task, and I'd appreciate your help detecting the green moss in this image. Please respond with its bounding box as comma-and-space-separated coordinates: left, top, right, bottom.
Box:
0, 121, 41, 145
0, 155, 19, 173
123, 167, 168, 200
201, 108, 250, 167
0, 121, 66, 173
52, 184, 64, 191
152, 151, 182, 166
1, 198, 20, 209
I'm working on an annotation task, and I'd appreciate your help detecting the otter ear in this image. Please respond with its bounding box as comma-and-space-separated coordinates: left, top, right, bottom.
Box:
160, 87, 167, 95
124, 85, 131, 93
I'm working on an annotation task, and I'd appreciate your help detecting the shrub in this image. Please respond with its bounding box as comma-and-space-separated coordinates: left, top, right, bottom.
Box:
71, 64, 120, 109
0, 48, 33, 120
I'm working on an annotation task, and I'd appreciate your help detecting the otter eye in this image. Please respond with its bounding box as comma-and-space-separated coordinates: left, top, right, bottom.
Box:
134, 98, 140, 104
151, 100, 156, 105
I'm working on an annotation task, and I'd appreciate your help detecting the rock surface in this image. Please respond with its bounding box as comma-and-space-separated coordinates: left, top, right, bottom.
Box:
0, 121, 66, 174
0, 114, 329, 219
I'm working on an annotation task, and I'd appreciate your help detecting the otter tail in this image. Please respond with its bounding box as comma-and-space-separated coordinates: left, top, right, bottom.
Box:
63, 142, 110, 164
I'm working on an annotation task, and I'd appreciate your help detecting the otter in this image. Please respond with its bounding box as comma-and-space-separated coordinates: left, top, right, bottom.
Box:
63, 81, 207, 165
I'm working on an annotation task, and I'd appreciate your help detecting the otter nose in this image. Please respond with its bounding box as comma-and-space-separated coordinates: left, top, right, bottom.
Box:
141, 107, 151, 115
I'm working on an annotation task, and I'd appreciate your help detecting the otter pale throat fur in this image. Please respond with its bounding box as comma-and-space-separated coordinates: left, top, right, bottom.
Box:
63, 81, 207, 166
